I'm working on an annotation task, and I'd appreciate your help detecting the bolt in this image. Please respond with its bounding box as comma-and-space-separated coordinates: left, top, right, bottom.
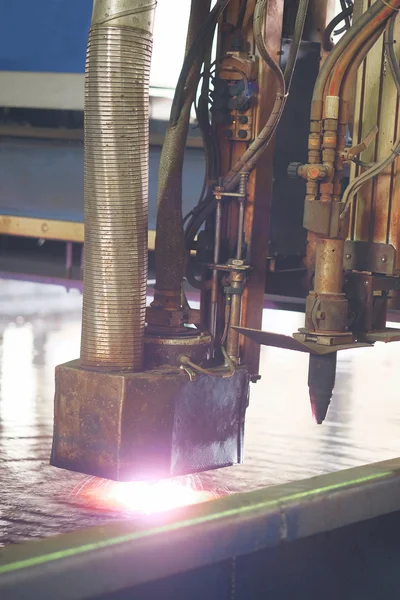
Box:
230, 259, 244, 266
381, 256, 387, 263
345, 253, 351, 260
41, 223, 48, 232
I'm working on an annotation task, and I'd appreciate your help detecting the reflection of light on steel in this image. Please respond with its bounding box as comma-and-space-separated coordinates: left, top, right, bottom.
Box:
1, 322, 35, 425
76, 476, 216, 514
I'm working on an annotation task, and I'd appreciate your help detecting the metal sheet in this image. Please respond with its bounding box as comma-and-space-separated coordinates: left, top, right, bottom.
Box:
2, 282, 400, 552
1, 459, 400, 600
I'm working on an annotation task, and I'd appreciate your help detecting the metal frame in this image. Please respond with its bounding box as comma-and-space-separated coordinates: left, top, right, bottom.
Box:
0, 216, 157, 251
1, 458, 400, 599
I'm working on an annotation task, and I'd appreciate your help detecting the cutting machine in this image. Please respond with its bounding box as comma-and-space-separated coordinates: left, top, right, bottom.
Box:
50, 0, 400, 481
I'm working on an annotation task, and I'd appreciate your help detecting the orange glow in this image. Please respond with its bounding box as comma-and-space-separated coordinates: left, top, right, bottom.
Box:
75, 476, 216, 514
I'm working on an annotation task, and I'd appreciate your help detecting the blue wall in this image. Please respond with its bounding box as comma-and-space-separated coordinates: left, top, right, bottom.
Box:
0, 0, 91, 73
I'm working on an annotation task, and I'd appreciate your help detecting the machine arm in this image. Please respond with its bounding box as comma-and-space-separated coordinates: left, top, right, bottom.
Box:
51, 0, 400, 482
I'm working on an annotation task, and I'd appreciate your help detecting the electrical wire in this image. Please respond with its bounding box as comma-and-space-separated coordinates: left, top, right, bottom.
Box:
323, 4, 354, 51
339, 0, 353, 33
340, 11, 400, 220
184, 0, 310, 256
223, 0, 310, 190
386, 10, 400, 94
180, 346, 235, 378
340, 140, 400, 219
222, 0, 286, 190
170, 0, 232, 127
236, 0, 248, 29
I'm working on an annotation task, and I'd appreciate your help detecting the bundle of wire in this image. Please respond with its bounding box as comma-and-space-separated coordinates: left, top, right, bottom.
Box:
183, 0, 310, 278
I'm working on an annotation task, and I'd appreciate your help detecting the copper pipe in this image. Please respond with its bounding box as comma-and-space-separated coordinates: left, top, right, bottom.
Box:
311, 0, 399, 122
326, 1, 400, 99
80, 0, 157, 371
340, 26, 385, 114
226, 270, 245, 363
314, 239, 345, 295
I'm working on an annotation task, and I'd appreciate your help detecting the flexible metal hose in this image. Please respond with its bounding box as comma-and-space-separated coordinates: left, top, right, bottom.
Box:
386, 11, 400, 95
80, 0, 156, 371
153, 0, 211, 306
284, 0, 310, 90
312, 0, 400, 121
340, 12, 400, 220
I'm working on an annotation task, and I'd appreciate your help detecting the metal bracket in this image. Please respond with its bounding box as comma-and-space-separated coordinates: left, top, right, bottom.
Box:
361, 328, 400, 344
303, 200, 348, 238
344, 241, 397, 275
341, 124, 378, 161
232, 327, 372, 355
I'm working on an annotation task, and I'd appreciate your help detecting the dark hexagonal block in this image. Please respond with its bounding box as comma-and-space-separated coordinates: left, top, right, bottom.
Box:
51, 360, 250, 481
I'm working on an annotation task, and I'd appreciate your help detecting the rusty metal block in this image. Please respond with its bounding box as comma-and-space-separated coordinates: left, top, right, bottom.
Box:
51, 361, 250, 482
343, 241, 397, 276
303, 199, 348, 239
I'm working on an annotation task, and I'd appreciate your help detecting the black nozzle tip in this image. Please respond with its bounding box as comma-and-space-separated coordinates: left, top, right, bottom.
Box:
309, 390, 332, 425
308, 353, 337, 425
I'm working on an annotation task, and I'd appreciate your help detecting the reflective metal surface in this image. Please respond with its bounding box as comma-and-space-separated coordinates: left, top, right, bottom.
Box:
1, 279, 400, 545
82, 0, 156, 370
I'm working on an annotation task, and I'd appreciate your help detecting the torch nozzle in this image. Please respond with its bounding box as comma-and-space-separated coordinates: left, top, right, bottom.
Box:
307, 353, 337, 425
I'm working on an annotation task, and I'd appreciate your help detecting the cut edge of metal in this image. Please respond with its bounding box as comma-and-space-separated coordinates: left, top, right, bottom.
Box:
1, 459, 400, 599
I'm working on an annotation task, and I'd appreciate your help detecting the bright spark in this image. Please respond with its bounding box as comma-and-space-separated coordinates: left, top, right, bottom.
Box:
76, 476, 216, 514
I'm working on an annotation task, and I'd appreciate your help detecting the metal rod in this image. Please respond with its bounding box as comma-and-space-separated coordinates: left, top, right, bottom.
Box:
237, 173, 248, 260
210, 198, 222, 355
226, 270, 245, 363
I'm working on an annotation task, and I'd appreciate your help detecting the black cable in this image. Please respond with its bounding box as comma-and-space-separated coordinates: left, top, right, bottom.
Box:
340, 0, 353, 31
323, 4, 354, 51
184, 0, 310, 253
284, 0, 310, 91
170, 0, 232, 126
236, 0, 248, 29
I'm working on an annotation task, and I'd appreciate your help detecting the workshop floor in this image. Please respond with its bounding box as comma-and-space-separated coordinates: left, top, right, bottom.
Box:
1, 279, 400, 546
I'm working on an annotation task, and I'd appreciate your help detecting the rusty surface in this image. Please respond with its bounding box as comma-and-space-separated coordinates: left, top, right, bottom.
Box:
240, 0, 285, 375
343, 241, 397, 275
4, 281, 400, 546
314, 238, 344, 295
343, 271, 400, 333
143, 333, 211, 368
350, 0, 400, 274
51, 360, 249, 482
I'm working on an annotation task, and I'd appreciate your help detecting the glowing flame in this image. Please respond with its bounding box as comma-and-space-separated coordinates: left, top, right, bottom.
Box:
74, 476, 216, 514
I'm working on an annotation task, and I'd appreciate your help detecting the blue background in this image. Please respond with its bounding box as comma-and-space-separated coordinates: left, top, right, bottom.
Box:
0, 0, 91, 73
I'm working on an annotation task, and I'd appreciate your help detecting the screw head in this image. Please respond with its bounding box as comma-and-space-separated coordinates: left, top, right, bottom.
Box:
230, 259, 244, 266
381, 256, 387, 263
345, 253, 351, 260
